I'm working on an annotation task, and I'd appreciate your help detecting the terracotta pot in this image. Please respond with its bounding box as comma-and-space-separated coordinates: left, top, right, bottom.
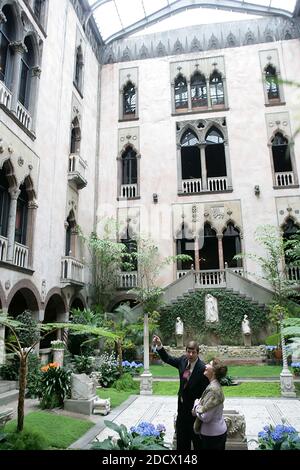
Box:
274, 348, 282, 360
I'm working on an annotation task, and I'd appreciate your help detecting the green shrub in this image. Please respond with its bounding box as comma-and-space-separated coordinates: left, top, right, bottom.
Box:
15, 311, 40, 347
73, 355, 94, 375
26, 353, 42, 398
0, 430, 47, 450
265, 333, 280, 346
112, 372, 138, 391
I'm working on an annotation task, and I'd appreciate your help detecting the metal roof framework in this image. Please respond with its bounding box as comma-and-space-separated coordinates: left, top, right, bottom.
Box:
86, 1, 298, 44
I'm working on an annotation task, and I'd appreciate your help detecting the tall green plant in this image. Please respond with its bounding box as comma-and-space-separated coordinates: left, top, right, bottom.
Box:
235, 225, 299, 305
131, 237, 191, 313
79, 218, 133, 311
0, 312, 118, 432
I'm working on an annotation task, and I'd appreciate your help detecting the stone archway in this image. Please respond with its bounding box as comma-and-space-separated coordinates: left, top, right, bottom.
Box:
70, 296, 85, 311
7, 286, 40, 320
41, 294, 67, 348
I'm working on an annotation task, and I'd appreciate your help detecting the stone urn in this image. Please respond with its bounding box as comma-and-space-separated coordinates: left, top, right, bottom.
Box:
51, 347, 65, 366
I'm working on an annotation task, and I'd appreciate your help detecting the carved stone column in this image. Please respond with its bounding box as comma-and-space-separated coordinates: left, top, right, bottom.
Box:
140, 312, 153, 395
177, 143, 182, 192
29, 66, 42, 134
194, 236, 200, 271
206, 77, 212, 108
187, 80, 192, 110
9, 41, 27, 114
26, 199, 38, 268
217, 234, 224, 270
6, 187, 20, 262
119, 88, 124, 119
224, 141, 233, 190
199, 144, 207, 190
171, 82, 175, 114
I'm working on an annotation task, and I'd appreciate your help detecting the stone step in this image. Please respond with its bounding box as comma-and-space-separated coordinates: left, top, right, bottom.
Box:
0, 381, 18, 394
0, 389, 19, 406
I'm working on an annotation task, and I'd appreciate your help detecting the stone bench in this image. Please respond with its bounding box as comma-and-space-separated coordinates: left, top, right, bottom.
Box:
0, 408, 13, 426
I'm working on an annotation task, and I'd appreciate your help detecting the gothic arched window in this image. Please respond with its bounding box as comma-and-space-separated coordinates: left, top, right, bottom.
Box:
175, 74, 188, 109
0, 5, 15, 87
222, 223, 242, 268
15, 184, 28, 245
19, 36, 35, 109
209, 70, 224, 106
123, 81, 136, 115
191, 72, 207, 108
265, 64, 279, 100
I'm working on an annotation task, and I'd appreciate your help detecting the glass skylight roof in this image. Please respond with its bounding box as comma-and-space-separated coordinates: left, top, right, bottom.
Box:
87, 1, 298, 44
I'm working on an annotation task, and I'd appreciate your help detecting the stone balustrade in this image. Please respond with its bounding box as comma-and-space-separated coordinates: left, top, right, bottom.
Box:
16, 101, 31, 130
61, 256, 84, 284
0, 81, 12, 109
13, 241, 28, 268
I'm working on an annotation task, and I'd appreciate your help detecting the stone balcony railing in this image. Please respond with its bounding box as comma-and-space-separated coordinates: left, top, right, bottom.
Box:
286, 264, 300, 281
120, 183, 138, 199
118, 271, 138, 289
275, 171, 294, 187
181, 176, 228, 194
0, 237, 29, 269
0, 81, 12, 109
68, 154, 87, 189
0, 81, 33, 131
61, 256, 84, 285
0, 235, 8, 261
16, 101, 32, 130
13, 242, 29, 268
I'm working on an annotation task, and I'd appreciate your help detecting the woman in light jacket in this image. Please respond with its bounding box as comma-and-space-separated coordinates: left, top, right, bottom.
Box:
192, 358, 228, 450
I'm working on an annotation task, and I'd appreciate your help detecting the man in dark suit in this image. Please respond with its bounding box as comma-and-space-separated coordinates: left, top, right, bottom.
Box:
152, 335, 209, 451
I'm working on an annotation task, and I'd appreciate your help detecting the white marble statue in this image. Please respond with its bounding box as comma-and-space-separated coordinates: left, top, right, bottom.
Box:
242, 315, 251, 335
175, 317, 184, 347
205, 294, 219, 323
241, 315, 251, 346
175, 317, 184, 335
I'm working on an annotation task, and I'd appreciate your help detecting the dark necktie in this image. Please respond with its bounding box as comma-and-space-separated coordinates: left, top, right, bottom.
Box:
182, 363, 191, 388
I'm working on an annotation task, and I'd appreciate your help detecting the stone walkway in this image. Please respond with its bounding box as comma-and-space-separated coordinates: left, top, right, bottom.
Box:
70, 394, 300, 450
2, 392, 300, 451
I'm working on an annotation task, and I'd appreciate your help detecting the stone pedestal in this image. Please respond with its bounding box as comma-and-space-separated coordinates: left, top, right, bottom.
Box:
52, 348, 64, 367
176, 335, 183, 348
140, 372, 153, 395
243, 334, 251, 347
280, 369, 296, 397
224, 410, 248, 450
64, 397, 96, 415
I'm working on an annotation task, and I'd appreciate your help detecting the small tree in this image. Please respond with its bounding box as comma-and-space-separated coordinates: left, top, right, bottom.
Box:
234, 225, 300, 339
131, 237, 192, 314
79, 218, 133, 312
0, 312, 117, 432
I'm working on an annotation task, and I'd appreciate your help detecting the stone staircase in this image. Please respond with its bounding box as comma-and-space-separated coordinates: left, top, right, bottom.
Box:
0, 381, 18, 406
131, 267, 274, 316
163, 268, 274, 309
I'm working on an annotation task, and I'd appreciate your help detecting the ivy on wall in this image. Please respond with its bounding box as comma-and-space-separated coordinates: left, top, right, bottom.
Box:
159, 289, 269, 346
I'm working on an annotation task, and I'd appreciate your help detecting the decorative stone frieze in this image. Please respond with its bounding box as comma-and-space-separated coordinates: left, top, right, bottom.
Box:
101, 16, 300, 64
275, 196, 300, 227
118, 127, 139, 153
